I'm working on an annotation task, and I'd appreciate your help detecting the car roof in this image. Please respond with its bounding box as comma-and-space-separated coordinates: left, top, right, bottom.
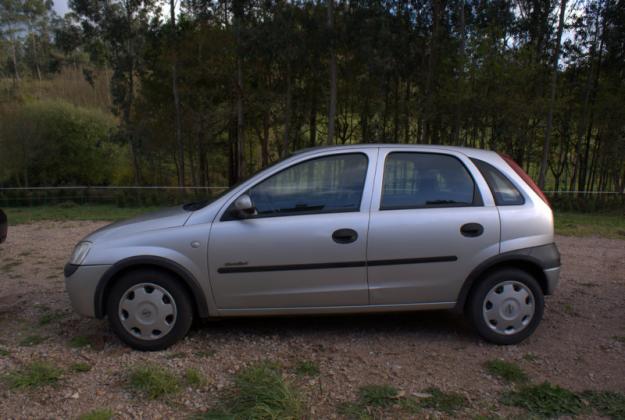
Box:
293, 143, 501, 161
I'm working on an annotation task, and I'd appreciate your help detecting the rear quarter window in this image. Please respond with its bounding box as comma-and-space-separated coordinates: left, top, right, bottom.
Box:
471, 158, 525, 206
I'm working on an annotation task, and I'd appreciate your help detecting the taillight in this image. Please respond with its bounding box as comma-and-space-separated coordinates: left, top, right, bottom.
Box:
499, 154, 551, 207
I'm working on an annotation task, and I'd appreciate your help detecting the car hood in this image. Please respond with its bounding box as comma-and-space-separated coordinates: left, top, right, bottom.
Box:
84, 206, 193, 242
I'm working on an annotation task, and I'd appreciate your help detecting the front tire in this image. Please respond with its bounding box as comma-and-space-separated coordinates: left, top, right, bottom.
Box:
106, 269, 193, 351
468, 268, 544, 345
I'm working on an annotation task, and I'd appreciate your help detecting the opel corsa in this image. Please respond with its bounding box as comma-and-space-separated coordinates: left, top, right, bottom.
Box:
65, 145, 560, 350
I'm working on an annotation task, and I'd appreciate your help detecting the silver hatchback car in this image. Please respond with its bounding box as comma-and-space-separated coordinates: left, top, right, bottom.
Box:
65, 145, 560, 350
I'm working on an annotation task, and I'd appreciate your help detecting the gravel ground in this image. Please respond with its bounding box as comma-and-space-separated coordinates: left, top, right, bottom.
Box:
0, 221, 624, 419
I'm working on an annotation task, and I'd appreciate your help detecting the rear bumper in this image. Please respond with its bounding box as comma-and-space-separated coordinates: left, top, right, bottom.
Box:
64, 264, 111, 318
543, 266, 561, 295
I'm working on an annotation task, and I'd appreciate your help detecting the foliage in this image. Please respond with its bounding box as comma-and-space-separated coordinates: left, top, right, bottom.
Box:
198, 361, 302, 420
582, 390, 625, 419
0, 100, 120, 186
68, 335, 92, 348
5, 205, 159, 225
358, 384, 399, 408
293, 360, 320, 377
70, 362, 92, 373
3, 361, 62, 389
484, 359, 529, 384
19, 334, 47, 346
128, 364, 180, 400
417, 387, 467, 414
78, 408, 114, 420
502, 382, 583, 417
184, 368, 205, 387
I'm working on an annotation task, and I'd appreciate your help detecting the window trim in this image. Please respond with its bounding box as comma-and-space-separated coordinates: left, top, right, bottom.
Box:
221, 152, 370, 221
379, 152, 483, 211
470, 158, 526, 206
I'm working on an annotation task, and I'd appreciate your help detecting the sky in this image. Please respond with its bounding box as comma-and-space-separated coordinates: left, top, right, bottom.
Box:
53, 0, 69, 16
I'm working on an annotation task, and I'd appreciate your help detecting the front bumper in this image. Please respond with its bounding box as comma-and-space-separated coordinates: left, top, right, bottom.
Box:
64, 264, 111, 317
543, 266, 561, 295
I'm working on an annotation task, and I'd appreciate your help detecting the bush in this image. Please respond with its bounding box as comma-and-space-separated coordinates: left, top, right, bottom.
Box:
0, 100, 121, 187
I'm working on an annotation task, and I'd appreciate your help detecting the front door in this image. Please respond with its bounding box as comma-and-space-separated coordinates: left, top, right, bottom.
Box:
367, 149, 501, 305
208, 151, 377, 310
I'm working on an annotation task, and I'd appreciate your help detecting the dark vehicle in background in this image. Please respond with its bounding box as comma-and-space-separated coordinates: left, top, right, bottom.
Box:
0, 209, 7, 243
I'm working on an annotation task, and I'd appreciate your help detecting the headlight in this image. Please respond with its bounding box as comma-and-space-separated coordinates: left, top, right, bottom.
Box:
69, 241, 92, 265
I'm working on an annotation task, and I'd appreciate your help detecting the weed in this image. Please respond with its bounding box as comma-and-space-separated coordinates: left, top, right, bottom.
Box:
71, 362, 92, 373
484, 359, 528, 383
184, 368, 205, 387
198, 361, 302, 419
19, 334, 47, 347
358, 384, 399, 408
502, 382, 583, 417
582, 390, 625, 419
0, 347, 10, 357
3, 361, 62, 389
562, 303, 580, 317
195, 350, 216, 358
418, 387, 467, 414
38, 310, 67, 326
128, 364, 180, 400
523, 353, 539, 362
69, 336, 91, 348
78, 408, 113, 420
294, 360, 320, 377
166, 351, 186, 359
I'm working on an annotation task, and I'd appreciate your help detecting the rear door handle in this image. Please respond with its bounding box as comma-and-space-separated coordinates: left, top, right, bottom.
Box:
332, 228, 358, 244
460, 223, 484, 237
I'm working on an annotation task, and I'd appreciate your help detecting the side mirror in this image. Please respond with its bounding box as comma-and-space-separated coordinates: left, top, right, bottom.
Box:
232, 194, 257, 219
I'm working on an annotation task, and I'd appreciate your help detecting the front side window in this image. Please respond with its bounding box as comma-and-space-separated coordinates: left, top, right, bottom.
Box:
381, 152, 477, 210
247, 153, 368, 217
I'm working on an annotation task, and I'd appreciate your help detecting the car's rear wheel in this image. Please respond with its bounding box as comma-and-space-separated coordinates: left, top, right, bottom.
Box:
106, 269, 193, 351
468, 268, 544, 345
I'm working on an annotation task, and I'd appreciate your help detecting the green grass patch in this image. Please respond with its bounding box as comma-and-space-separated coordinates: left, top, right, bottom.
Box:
19, 334, 47, 347
0, 347, 10, 357
418, 387, 467, 414
128, 364, 180, 400
69, 335, 92, 348
5, 205, 159, 225
502, 382, 583, 417
582, 390, 625, 419
484, 359, 528, 383
184, 368, 205, 387
293, 360, 320, 377
3, 361, 63, 389
555, 211, 625, 239
38, 310, 68, 326
198, 361, 302, 419
358, 384, 399, 408
78, 408, 113, 420
70, 362, 92, 373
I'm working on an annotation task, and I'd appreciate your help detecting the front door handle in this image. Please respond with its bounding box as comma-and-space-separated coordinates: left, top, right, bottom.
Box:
460, 223, 484, 237
332, 228, 358, 244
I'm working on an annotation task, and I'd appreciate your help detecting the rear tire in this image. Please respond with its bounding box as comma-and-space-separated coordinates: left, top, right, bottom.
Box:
106, 269, 193, 351
467, 268, 544, 345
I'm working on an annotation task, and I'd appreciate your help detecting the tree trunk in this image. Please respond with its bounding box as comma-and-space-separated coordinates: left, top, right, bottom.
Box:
537, 0, 567, 189
170, 0, 185, 187
282, 63, 292, 157
309, 80, 318, 147
326, 0, 337, 145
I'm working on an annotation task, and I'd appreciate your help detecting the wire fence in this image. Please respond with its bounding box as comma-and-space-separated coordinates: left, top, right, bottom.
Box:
0, 186, 623, 211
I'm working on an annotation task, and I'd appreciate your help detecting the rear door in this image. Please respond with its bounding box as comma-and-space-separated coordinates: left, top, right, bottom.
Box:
366, 148, 500, 305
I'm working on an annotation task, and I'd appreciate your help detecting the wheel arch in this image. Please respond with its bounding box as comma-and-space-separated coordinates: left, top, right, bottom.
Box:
94, 256, 209, 319
454, 254, 550, 314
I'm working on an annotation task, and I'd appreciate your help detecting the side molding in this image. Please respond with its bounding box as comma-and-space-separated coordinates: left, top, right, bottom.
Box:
93, 256, 209, 319
453, 243, 560, 313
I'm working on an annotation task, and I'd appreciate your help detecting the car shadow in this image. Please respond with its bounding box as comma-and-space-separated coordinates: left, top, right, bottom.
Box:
190, 310, 476, 343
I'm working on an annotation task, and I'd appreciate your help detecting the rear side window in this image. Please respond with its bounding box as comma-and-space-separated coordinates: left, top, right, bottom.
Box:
471, 159, 525, 206
381, 153, 478, 210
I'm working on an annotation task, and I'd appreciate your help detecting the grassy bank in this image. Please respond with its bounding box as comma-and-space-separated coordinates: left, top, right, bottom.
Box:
3, 205, 624, 239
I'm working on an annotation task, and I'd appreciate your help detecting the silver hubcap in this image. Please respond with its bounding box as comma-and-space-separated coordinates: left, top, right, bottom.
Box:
118, 283, 177, 340
482, 281, 535, 335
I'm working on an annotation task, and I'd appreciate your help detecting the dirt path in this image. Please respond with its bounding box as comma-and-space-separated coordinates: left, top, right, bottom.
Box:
0, 222, 624, 418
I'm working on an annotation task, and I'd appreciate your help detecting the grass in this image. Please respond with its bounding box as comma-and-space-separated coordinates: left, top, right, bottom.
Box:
38, 310, 67, 326
70, 362, 92, 373
69, 336, 92, 348
418, 387, 467, 414
5, 205, 159, 225
555, 211, 625, 239
3, 361, 63, 389
293, 360, 320, 377
502, 382, 583, 417
198, 361, 302, 419
358, 384, 400, 408
184, 368, 205, 387
19, 334, 47, 347
128, 364, 180, 400
0, 347, 10, 357
78, 408, 114, 420
582, 390, 625, 419
484, 359, 528, 384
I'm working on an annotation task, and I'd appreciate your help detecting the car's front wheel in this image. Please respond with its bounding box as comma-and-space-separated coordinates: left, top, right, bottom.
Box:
468, 268, 544, 345
106, 269, 193, 351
